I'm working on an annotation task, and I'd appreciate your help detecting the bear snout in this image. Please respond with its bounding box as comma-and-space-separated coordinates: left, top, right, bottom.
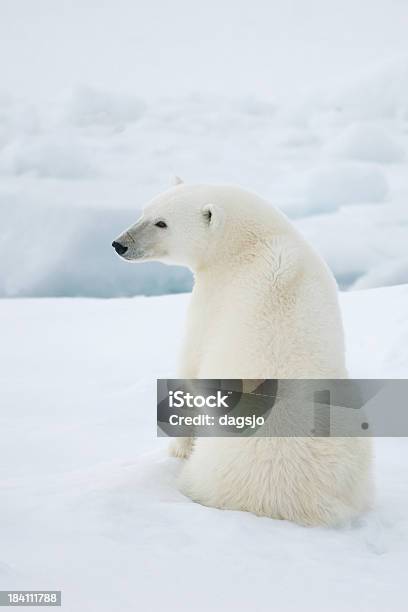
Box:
112, 241, 128, 256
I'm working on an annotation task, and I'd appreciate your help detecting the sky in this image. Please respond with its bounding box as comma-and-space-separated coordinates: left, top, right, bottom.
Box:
1, 0, 408, 102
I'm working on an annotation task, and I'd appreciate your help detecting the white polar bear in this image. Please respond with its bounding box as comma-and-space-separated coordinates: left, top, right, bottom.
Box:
113, 181, 373, 526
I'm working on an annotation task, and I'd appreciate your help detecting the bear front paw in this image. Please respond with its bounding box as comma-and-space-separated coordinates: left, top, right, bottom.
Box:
168, 437, 193, 459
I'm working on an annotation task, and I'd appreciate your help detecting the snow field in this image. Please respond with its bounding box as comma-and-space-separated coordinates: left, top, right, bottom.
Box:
0, 286, 407, 611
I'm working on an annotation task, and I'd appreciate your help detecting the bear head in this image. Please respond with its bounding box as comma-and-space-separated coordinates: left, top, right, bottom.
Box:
112, 181, 293, 272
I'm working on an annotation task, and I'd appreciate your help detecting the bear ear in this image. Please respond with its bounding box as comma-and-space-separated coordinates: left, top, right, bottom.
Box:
202, 203, 225, 229
170, 175, 184, 187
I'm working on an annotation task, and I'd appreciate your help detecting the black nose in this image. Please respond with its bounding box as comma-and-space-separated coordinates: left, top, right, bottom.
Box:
112, 241, 128, 255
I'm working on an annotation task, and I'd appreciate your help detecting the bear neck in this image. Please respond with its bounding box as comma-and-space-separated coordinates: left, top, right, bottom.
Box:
193, 226, 293, 285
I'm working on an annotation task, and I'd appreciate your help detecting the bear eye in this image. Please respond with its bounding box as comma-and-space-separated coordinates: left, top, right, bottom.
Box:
203, 209, 212, 223
155, 221, 167, 229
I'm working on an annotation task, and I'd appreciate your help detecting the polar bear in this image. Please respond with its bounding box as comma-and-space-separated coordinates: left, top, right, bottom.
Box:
112, 180, 373, 526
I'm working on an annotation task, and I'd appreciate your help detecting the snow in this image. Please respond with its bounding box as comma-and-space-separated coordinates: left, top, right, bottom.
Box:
351, 258, 408, 291
321, 56, 408, 121
327, 123, 405, 164
4, 133, 98, 180
304, 162, 389, 209
296, 205, 408, 288
0, 285, 407, 611
66, 85, 146, 128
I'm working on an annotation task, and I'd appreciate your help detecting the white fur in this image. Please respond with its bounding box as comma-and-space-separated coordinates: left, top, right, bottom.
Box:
114, 183, 373, 526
